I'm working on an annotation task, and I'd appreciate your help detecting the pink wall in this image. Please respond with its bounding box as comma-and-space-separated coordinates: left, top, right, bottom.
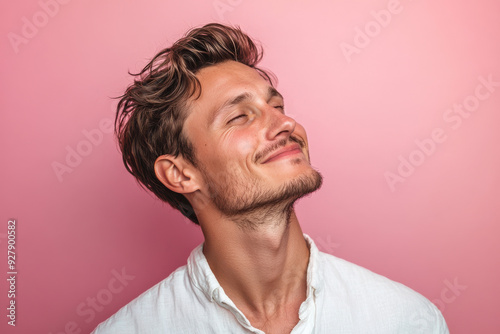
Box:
1, 0, 499, 333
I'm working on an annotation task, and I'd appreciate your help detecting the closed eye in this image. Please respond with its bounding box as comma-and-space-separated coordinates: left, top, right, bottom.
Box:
228, 114, 247, 123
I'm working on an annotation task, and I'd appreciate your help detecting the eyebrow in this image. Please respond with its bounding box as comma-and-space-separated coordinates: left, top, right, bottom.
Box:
208, 86, 284, 126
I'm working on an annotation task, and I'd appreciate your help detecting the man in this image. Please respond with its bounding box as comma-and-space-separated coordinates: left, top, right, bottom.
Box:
93, 23, 448, 333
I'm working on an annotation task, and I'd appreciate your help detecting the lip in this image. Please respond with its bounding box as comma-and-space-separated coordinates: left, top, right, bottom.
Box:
262, 143, 303, 164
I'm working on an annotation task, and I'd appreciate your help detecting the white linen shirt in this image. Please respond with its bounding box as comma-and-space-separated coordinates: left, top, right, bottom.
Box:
92, 234, 449, 333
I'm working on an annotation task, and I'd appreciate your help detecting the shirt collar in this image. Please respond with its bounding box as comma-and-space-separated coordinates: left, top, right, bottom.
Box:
304, 233, 324, 295
186, 242, 220, 302
187, 233, 323, 303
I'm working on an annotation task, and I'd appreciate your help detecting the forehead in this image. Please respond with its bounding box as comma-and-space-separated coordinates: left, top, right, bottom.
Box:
187, 61, 272, 117
196, 60, 268, 92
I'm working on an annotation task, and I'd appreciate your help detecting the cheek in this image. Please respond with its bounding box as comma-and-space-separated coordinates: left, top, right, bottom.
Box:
223, 127, 257, 150
219, 130, 258, 165
235, 135, 256, 153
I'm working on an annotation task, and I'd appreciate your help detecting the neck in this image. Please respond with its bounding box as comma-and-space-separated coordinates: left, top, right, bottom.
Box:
200, 209, 310, 319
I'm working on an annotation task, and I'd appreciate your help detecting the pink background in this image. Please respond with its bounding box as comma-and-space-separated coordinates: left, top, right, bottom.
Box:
1, 0, 499, 333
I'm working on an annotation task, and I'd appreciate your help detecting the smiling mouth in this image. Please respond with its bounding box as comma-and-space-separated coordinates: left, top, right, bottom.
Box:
262, 144, 303, 164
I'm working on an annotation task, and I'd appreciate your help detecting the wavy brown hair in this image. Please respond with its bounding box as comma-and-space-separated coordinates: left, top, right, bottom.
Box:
115, 23, 273, 225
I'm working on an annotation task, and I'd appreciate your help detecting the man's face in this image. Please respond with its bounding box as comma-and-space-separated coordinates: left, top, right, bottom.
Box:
183, 60, 322, 218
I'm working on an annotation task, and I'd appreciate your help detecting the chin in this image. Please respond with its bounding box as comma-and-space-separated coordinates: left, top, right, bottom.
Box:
283, 167, 323, 199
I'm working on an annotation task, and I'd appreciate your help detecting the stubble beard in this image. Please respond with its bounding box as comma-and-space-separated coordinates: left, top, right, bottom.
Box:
201, 164, 323, 230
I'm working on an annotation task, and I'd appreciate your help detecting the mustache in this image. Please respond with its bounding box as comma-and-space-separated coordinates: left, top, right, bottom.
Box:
254, 135, 306, 163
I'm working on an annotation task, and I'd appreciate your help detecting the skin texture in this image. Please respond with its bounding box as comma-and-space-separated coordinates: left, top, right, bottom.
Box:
154, 60, 322, 333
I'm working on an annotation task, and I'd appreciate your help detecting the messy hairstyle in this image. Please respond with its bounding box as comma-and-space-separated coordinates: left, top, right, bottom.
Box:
115, 23, 273, 224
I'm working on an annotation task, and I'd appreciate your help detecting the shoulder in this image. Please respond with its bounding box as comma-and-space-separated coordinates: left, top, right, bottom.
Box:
318, 251, 417, 294
91, 265, 200, 334
316, 252, 449, 333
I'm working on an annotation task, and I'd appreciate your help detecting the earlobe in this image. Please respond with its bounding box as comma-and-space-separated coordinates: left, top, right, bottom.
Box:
154, 155, 199, 194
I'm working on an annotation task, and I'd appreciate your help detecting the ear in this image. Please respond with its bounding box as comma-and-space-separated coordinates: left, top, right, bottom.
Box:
154, 154, 200, 194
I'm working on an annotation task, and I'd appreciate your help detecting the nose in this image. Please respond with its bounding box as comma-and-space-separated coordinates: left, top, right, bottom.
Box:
264, 106, 297, 141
